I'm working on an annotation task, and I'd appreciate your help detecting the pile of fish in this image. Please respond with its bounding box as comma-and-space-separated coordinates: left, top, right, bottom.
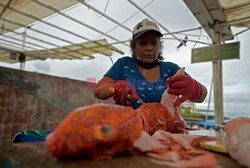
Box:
46, 103, 217, 167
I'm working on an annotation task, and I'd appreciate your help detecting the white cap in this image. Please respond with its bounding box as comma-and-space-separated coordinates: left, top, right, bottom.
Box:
133, 19, 163, 39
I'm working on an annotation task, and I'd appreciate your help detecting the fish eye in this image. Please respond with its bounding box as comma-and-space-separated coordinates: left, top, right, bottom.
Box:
101, 125, 113, 134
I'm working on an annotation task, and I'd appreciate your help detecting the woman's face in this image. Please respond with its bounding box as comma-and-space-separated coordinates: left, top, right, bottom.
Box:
134, 31, 161, 63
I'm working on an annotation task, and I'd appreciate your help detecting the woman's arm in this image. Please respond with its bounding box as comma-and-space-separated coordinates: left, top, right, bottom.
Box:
94, 76, 115, 100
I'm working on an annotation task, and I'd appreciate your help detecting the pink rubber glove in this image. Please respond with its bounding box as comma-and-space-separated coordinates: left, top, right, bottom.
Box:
113, 80, 139, 106
166, 75, 203, 107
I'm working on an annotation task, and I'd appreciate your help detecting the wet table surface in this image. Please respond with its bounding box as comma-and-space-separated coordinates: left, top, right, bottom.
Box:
0, 130, 243, 168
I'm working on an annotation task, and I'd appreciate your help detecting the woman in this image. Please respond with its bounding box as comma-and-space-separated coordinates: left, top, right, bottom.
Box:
95, 18, 207, 109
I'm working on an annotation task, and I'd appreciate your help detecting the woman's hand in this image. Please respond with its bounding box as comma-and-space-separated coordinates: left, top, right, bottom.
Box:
95, 76, 115, 99
166, 75, 204, 107
113, 80, 139, 106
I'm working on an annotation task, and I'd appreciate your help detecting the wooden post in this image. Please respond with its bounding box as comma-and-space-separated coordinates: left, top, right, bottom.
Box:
212, 32, 224, 125
213, 60, 224, 125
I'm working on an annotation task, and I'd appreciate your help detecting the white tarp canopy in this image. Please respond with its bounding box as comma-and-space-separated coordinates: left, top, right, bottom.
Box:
0, 0, 124, 63
0, 0, 249, 63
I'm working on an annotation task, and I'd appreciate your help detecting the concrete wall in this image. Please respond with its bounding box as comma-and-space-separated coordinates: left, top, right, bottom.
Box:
0, 66, 113, 152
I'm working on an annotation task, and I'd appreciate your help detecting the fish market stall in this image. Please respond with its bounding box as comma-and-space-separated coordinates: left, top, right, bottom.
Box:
0, 129, 242, 168
0, 101, 247, 168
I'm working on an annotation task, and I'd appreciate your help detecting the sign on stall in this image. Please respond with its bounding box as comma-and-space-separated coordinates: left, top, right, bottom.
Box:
191, 42, 240, 63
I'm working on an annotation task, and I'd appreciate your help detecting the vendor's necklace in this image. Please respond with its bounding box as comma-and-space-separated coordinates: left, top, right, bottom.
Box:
134, 57, 159, 69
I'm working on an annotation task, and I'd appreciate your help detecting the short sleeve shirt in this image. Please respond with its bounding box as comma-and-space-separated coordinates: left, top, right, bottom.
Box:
105, 56, 183, 109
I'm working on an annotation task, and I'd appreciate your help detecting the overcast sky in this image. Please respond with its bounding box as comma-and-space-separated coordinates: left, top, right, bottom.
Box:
0, 0, 249, 117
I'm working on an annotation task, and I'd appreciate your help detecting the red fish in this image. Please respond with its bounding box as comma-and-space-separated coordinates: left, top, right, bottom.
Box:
46, 104, 143, 159
136, 103, 186, 135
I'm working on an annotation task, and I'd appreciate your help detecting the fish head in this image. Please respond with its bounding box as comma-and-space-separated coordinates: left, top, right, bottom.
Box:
46, 104, 143, 158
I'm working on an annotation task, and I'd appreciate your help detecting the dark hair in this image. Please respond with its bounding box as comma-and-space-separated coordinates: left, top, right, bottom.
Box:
130, 36, 164, 60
